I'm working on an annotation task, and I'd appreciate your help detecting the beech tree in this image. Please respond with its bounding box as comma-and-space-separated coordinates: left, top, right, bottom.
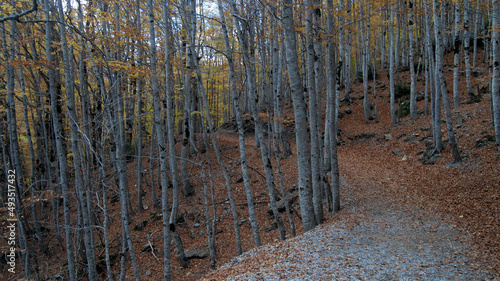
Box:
433, 0, 461, 163
283, 0, 317, 232
492, 0, 500, 148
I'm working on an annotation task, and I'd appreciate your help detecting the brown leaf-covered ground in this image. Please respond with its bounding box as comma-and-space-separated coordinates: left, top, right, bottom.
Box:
1, 51, 499, 281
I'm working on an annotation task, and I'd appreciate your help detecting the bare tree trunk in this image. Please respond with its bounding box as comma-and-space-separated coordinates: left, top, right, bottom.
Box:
453, 1, 461, 108
6, 19, 30, 279
409, 1, 418, 120
216, 0, 262, 246
433, 0, 462, 162
43, 0, 76, 278
326, 0, 340, 213
56, 0, 97, 278
345, 0, 352, 101
229, 0, 287, 240
424, 0, 442, 152
472, 1, 480, 68
305, 0, 324, 224
163, 3, 188, 267
390, 3, 397, 124
492, 0, 500, 148
185, 3, 243, 254
464, 0, 474, 97
362, 3, 372, 123
283, 0, 317, 232
180, 0, 195, 198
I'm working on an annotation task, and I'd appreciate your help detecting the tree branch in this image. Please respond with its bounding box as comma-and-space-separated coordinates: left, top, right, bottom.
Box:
0, 0, 38, 23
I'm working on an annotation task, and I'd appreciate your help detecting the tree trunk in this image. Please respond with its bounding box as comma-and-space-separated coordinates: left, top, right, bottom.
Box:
433, 0, 462, 162
472, 1, 480, 68
217, 0, 262, 247
305, 0, 324, 224
180, 0, 195, 198
164, 2, 189, 267
409, 1, 418, 120
390, 3, 397, 124
326, 0, 340, 213
463, 0, 474, 97
56, 0, 97, 278
492, 0, 500, 148
44, 0, 76, 278
185, 4, 243, 254
362, 3, 372, 124
283, 0, 317, 232
229, 0, 286, 240
453, 1, 461, 108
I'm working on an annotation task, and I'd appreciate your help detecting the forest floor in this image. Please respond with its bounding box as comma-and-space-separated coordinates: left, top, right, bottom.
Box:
200, 70, 500, 279
2, 54, 499, 281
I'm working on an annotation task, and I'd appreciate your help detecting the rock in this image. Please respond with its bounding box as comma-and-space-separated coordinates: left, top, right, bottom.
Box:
402, 155, 408, 161
184, 247, 209, 260
485, 135, 496, 142
146, 270, 152, 276
454, 116, 464, 128
475, 138, 486, 148
392, 149, 404, 155
345, 108, 352, 114
263, 222, 278, 233
134, 221, 147, 231
419, 152, 441, 165
384, 134, 393, 141
193, 222, 201, 228
403, 136, 416, 143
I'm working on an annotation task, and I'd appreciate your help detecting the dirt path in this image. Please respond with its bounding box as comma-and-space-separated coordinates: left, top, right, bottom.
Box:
203, 174, 492, 280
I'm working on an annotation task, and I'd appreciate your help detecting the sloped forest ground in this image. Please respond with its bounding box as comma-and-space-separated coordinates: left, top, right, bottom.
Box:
201, 71, 500, 278
1, 53, 499, 280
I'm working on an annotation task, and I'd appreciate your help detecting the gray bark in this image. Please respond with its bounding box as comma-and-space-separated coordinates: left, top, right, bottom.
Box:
492, 0, 500, 148
362, 3, 372, 124
433, 0, 462, 162
344, 0, 352, 101
464, 0, 474, 97
217, 0, 262, 247
283, 0, 317, 232
409, 1, 418, 120
164, 3, 188, 267
453, 1, 461, 108
44, 0, 76, 278
180, 0, 195, 198
229, 0, 286, 240
6, 19, 30, 279
472, 1, 480, 68
326, 0, 340, 213
185, 4, 243, 254
56, 0, 97, 278
390, 3, 397, 124
305, 0, 324, 224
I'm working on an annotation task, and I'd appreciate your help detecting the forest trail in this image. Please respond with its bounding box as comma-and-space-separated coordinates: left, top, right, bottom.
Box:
203, 90, 499, 280
203, 153, 495, 280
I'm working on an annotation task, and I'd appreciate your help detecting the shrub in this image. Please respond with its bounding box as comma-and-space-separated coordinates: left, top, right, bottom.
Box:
396, 100, 410, 118
395, 84, 411, 99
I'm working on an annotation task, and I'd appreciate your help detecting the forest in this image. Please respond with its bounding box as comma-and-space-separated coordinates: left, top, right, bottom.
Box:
0, 0, 499, 280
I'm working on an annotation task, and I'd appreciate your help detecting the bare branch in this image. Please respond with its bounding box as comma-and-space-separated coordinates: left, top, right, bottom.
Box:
0, 0, 38, 23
